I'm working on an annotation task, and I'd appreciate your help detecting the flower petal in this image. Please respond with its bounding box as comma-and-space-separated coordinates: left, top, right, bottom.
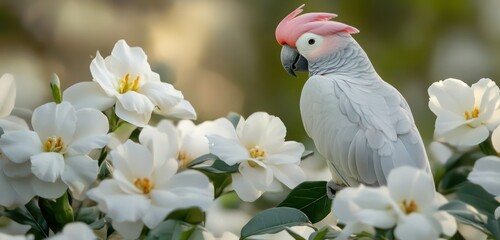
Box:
387, 166, 435, 210
207, 135, 248, 166
239, 160, 273, 191
231, 173, 262, 202
270, 164, 305, 189
141, 205, 171, 229
492, 126, 500, 154
63, 81, 116, 111
0, 130, 43, 163
90, 52, 119, 96
32, 102, 77, 143
266, 141, 304, 164
110, 140, 154, 180
239, 112, 285, 149
0, 115, 29, 131
111, 220, 144, 240
61, 155, 98, 200
468, 156, 500, 196
66, 108, 109, 156
31, 177, 67, 199
107, 40, 151, 76
115, 91, 154, 127
0, 74, 16, 118
166, 99, 197, 120
139, 82, 183, 115
394, 214, 440, 240
0, 159, 35, 208
436, 125, 489, 147
158, 170, 213, 209
139, 120, 179, 170
87, 179, 150, 222
30, 152, 65, 183
428, 78, 474, 115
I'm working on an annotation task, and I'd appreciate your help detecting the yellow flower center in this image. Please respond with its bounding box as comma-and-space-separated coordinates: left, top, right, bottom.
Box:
177, 151, 190, 169
118, 73, 140, 94
401, 199, 418, 214
465, 107, 480, 120
44, 136, 66, 153
248, 146, 266, 167
134, 177, 153, 194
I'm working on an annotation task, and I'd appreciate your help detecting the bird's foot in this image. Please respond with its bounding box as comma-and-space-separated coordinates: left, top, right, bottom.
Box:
327, 180, 345, 199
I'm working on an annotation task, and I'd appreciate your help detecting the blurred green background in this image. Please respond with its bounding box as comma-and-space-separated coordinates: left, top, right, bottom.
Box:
2, 0, 500, 235
2, 0, 500, 145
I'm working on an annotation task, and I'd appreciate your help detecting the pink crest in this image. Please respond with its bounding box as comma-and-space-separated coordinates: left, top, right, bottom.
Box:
275, 4, 359, 47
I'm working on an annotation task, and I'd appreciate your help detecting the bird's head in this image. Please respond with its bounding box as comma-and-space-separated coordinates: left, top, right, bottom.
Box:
275, 4, 359, 76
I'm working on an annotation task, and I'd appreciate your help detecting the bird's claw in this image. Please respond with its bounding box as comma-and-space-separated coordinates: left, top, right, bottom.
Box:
327, 180, 345, 199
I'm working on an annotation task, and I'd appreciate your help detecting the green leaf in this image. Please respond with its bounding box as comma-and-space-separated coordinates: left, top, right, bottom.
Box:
439, 200, 489, 235
75, 206, 99, 224
75, 206, 108, 229
196, 159, 239, 174
301, 150, 314, 160
285, 227, 306, 240
166, 207, 205, 225
240, 207, 311, 239
438, 166, 472, 194
456, 182, 500, 238
146, 219, 192, 240
1, 199, 49, 238
197, 170, 232, 198
445, 151, 485, 171
39, 193, 74, 232
278, 181, 331, 223
187, 153, 219, 168
308, 226, 340, 240
226, 112, 241, 128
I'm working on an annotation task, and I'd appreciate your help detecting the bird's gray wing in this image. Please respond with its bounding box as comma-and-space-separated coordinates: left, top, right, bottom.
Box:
334, 78, 430, 185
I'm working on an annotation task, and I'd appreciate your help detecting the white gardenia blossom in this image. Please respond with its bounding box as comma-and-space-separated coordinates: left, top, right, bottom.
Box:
468, 156, 500, 218
63, 39, 196, 127
333, 166, 457, 240
0, 101, 109, 203
87, 140, 213, 239
207, 112, 306, 202
47, 222, 97, 240
175, 119, 235, 168
428, 78, 500, 146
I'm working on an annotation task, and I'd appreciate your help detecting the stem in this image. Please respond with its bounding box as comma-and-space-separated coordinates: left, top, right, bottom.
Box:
479, 137, 497, 156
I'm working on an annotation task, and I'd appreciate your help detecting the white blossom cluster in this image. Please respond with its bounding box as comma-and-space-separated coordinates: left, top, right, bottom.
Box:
0, 40, 307, 239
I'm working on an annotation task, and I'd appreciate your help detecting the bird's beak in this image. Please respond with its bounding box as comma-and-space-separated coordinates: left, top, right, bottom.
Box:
280, 44, 308, 77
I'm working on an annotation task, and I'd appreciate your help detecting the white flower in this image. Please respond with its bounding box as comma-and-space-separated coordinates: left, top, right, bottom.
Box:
0, 74, 15, 119
207, 112, 306, 202
87, 140, 213, 239
468, 156, 500, 218
332, 166, 456, 240
428, 78, 500, 146
332, 186, 394, 239
165, 119, 235, 169
63, 39, 196, 127
0, 102, 109, 200
47, 222, 96, 240
388, 167, 456, 240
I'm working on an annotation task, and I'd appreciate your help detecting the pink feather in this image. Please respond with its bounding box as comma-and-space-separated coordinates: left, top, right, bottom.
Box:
275, 4, 360, 47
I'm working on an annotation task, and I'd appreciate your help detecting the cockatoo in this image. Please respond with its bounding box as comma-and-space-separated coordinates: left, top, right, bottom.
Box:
275, 5, 432, 193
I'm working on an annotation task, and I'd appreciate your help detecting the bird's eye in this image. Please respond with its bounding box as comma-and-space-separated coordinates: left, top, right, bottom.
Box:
308, 39, 315, 45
